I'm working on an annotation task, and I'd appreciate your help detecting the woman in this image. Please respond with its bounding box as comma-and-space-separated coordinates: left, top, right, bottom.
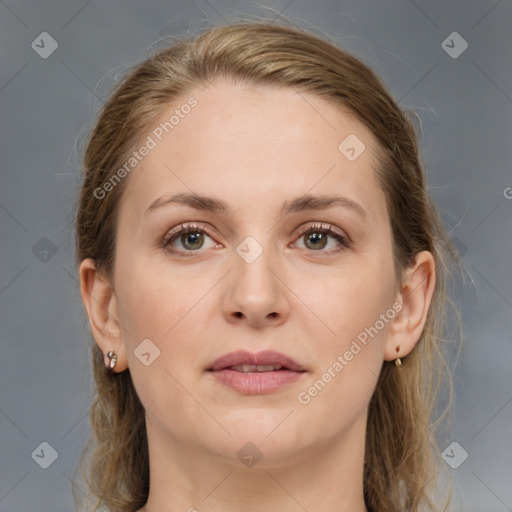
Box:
74, 20, 461, 512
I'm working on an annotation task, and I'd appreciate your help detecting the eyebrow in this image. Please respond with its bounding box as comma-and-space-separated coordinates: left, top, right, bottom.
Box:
144, 192, 367, 219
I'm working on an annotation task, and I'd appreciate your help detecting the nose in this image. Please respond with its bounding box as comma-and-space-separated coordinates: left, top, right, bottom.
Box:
223, 242, 290, 328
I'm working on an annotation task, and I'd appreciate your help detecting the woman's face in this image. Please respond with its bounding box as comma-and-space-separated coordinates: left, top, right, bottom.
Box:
110, 79, 400, 465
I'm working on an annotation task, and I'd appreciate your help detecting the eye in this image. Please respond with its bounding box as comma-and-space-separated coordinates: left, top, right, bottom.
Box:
162, 222, 220, 255
162, 221, 351, 257
294, 222, 350, 253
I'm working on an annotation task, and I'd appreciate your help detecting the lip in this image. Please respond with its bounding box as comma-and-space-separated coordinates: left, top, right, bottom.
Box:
207, 350, 306, 395
208, 350, 305, 372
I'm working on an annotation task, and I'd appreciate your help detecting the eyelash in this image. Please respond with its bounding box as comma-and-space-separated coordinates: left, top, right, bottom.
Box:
161, 222, 351, 257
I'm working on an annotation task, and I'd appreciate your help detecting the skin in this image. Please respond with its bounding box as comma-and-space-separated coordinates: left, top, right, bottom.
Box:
79, 79, 435, 512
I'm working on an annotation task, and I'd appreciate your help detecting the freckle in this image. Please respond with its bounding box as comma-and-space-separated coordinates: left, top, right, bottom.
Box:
395, 346, 400, 353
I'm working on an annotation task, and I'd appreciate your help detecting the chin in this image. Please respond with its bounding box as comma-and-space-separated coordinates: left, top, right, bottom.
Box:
201, 417, 309, 463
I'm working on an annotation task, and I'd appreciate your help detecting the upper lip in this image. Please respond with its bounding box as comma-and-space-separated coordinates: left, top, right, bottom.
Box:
208, 350, 305, 372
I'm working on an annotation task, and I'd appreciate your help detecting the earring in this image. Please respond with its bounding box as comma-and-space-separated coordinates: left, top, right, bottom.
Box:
106, 351, 117, 370
394, 346, 402, 366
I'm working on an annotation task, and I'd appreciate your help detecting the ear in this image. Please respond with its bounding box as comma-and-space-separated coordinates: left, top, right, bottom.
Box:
79, 258, 128, 372
384, 250, 436, 362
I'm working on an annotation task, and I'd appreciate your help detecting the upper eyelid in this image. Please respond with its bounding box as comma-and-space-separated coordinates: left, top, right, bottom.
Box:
164, 221, 349, 246
163, 221, 217, 243
295, 222, 349, 241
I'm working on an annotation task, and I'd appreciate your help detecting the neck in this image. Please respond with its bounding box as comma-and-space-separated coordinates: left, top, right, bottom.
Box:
139, 412, 369, 512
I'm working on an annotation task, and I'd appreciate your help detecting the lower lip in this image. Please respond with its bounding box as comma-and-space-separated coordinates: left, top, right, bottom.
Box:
209, 369, 305, 395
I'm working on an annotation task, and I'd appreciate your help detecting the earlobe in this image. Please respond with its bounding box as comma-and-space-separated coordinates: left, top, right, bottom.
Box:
78, 258, 128, 372
384, 250, 436, 362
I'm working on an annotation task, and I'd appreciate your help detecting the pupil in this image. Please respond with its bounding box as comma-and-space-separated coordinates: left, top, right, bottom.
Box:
306, 232, 327, 250
182, 232, 203, 249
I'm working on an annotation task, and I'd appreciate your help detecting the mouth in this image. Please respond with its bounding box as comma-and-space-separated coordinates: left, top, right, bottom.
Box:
207, 350, 306, 395
207, 350, 305, 372
222, 363, 289, 373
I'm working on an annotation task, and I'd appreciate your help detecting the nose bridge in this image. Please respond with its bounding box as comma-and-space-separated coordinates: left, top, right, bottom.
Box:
224, 232, 289, 324
234, 233, 278, 295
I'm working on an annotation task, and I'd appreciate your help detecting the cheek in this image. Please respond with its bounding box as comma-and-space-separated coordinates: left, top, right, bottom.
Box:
292, 273, 393, 435
115, 256, 217, 369
302, 264, 394, 346
114, 263, 214, 431
115, 252, 184, 334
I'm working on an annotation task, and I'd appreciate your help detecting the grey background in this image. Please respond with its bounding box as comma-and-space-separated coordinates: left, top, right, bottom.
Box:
1, 1, 511, 511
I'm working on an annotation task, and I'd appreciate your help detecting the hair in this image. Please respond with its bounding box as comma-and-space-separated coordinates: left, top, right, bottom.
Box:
73, 18, 463, 512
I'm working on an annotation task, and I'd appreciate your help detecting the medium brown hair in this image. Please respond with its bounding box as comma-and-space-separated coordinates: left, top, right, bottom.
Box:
74, 19, 462, 512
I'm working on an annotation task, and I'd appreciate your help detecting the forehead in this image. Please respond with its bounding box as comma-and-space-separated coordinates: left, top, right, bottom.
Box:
118, 79, 385, 221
